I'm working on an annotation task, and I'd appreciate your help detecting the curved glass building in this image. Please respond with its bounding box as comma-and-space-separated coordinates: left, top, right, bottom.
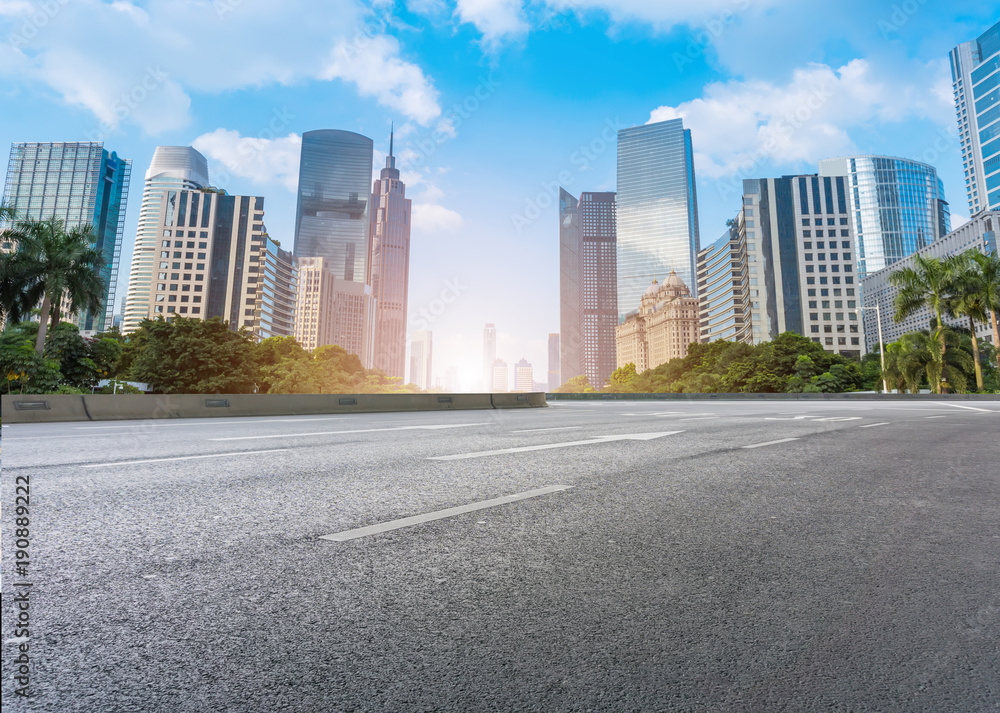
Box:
819, 156, 950, 279
293, 130, 374, 284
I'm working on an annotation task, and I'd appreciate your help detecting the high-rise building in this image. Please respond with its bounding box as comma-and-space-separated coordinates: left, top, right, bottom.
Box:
617, 118, 700, 316
741, 175, 862, 357
294, 130, 374, 282
696, 217, 753, 345
514, 358, 533, 392
126, 186, 296, 340
860, 210, 998, 350
819, 156, 950, 279
616, 271, 700, 372
368, 129, 411, 380
482, 323, 496, 390
3, 142, 131, 332
294, 257, 338, 351
123, 147, 208, 333
330, 280, 376, 365
410, 330, 432, 390
559, 189, 618, 389
491, 358, 508, 392
548, 333, 561, 390
950, 21, 1000, 214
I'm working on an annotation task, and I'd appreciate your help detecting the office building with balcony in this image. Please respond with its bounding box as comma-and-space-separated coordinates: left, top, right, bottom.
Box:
696, 216, 753, 345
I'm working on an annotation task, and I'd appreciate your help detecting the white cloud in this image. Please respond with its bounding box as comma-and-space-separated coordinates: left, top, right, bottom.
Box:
413, 202, 464, 232
1, 0, 441, 133
455, 0, 528, 44
647, 58, 955, 180
544, 0, 785, 28
321, 34, 441, 126
192, 130, 302, 191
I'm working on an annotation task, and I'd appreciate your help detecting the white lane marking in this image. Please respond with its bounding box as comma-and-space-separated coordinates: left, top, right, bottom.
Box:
211, 423, 488, 441
511, 427, 582, 433
319, 485, 573, 541
765, 416, 812, 421
80, 449, 288, 468
859, 422, 891, 428
743, 438, 800, 449
925, 415, 948, 419
934, 402, 996, 413
814, 417, 863, 422
76, 417, 348, 430
428, 431, 684, 461
674, 416, 719, 421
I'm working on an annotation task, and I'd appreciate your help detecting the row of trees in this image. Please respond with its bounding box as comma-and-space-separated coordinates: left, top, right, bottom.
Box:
1, 317, 422, 395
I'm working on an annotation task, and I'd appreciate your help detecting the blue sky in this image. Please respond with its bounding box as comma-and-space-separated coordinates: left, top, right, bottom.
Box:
2, 0, 998, 389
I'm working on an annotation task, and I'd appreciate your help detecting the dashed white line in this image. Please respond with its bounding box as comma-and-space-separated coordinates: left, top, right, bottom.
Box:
319, 485, 573, 541
925, 415, 948, 419
742, 438, 800, 449
80, 449, 288, 468
511, 427, 582, 433
934, 402, 996, 413
429, 431, 684, 461
211, 423, 488, 441
859, 422, 891, 428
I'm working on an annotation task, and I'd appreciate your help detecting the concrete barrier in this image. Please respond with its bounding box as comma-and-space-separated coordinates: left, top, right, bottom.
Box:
0, 392, 547, 424
546, 392, 1000, 401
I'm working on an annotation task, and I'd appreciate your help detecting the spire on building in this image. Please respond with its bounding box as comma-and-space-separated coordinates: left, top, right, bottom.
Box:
381, 122, 400, 178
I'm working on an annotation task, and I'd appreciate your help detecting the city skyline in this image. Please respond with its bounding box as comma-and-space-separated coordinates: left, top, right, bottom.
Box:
2, 6, 998, 389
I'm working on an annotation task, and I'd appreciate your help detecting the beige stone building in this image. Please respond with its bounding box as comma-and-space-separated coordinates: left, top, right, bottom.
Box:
615, 271, 700, 372
294, 256, 375, 364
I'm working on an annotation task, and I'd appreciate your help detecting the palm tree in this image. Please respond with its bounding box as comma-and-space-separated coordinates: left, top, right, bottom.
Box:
897, 329, 973, 394
968, 250, 1000, 373
881, 341, 909, 393
945, 252, 990, 390
1, 218, 105, 354
889, 254, 961, 394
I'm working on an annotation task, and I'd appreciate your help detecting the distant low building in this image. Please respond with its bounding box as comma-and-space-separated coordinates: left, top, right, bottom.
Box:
616, 271, 699, 372
491, 358, 508, 392
514, 358, 533, 392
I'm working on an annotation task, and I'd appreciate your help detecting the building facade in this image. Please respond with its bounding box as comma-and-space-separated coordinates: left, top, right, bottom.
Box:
3, 142, 131, 332
615, 271, 699, 372
126, 187, 296, 340
741, 175, 862, 357
696, 217, 754, 345
616, 118, 700, 316
410, 330, 432, 390
819, 156, 950, 279
559, 189, 618, 389
950, 21, 1000, 214
860, 210, 998, 350
294, 257, 338, 351
123, 147, 208, 333
491, 358, 508, 392
514, 358, 533, 392
367, 131, 411, 380
483, 323, 497, 391
548, 333, 560, 390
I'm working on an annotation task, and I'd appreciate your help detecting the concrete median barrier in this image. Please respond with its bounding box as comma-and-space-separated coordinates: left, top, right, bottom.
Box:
0, 392, 548, 424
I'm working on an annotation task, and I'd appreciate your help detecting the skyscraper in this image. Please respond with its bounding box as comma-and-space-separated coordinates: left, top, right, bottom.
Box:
368, 128, 411, 380
410, 330, 432, 390
123, 146, 208, 333
559, 189, 618, 389
616, 118, 700, 316
3, 142, 131, 332
819, 156, 950, 279
482, 323, 496, 391
740, 175, 862, 357
548, 333, 560, 391
696, 217, 753, 345
294, 130, 374, 282
950, 21, 1000, 214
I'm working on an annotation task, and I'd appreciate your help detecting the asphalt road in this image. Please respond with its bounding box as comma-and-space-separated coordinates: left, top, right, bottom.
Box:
2, 399, 999, 712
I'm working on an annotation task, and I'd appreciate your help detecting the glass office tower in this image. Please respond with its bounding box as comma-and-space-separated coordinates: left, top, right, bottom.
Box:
3, 142, 131, 332
616, 118, 700, 319
122, 146, 209, 333
294, 130, 374, 283
950, 21, 1000, 213
559, 188, 618, 389
819, 156, 950, 279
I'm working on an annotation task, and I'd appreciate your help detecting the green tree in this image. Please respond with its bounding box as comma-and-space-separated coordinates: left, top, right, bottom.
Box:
0, 217, 105, 353
553, 375, 595, 393
605, 363, 638, 392
968, 250, 1000, 373
897, 329, 973, 394
128, 317, 259, 394
0, 324, 62, 394
945, 251, 991, 390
